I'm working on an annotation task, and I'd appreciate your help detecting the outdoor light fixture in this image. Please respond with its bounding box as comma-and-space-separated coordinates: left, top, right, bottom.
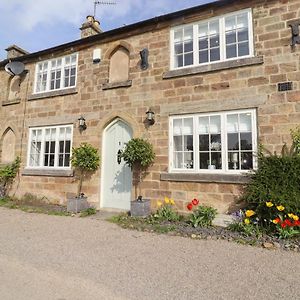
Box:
146, 108, 155, 125
78, 116, 87, 132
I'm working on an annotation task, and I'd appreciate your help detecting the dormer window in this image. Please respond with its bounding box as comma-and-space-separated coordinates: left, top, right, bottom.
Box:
34, 53, 78, 93
170, 9, 253, 69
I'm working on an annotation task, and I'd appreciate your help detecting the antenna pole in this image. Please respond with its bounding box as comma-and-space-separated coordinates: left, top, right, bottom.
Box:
93, 1, 116, 18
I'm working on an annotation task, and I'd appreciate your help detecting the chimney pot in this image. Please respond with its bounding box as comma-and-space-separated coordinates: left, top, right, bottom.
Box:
80, 16, 102, 39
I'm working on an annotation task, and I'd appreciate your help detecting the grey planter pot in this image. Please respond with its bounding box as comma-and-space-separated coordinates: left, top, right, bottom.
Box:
67, 196, 89, 213
130, 199, 151, 217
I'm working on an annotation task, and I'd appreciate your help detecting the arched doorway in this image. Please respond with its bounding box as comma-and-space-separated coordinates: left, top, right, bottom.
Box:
101, 119, 133, 210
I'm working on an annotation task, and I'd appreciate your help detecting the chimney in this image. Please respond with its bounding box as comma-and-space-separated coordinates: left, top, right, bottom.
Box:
5, 45, 29, 59
80, 16, 102, 38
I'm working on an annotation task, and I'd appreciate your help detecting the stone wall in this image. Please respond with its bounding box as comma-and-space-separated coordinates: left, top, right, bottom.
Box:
0, 0, 299, 213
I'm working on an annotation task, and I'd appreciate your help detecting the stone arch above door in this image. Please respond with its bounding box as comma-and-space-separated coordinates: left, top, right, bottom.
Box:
1, 128, 16, 164
98, 111, 141, 139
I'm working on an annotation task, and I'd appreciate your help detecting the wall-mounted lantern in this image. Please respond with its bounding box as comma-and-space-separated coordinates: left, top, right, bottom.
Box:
78, 116, 87, 132
146, 108, 155, 125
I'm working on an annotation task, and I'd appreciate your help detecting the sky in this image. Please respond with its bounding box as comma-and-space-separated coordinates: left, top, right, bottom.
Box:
0, 0, 214, 61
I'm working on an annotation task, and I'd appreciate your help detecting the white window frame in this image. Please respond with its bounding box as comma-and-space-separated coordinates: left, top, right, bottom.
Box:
33, 53, 78, 94
170, 8, 254, 70
169, 109, 257, 174
27, 124, 73, 169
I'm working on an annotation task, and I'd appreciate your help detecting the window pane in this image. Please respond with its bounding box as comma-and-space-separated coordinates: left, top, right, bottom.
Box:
211, 134, 222, 151
173, 119, 182, 135
210, 35, 219, 48
240, 133, 252, 150
227, 114, 239, 132
238, 42, 249, 56
228, 133, 239, 150
184, 26, 193, 39
184, 41, 193, 52
238, 29, 249, 42
184, 53, 193, 66
211, 152, 222, 169
210, 48, 220, 62
199, 38, 208, 50
237, 14, 248, 29
199, 135, 209, 151
225, 16, 236, 31
175, 55, 183, 68
184, 135, 193, 151
241, 152, 253, 170
228, 152, 240, 170
184, 152, 194, 169
226, 44, 237, 59
174, 29, 183, 42
210, 116, 221, 133
199, 24, 208, 37
70, 77, 76, 87
65, 140, 71, 153
183, 118, 193, 135
199, 50, 209, 63
199, 116, 209, 134
174, 152, 183, 168
240, 113, 252, 131
174, 136, 182, 151
175, 43, 183, 54
199, 152, 209, 169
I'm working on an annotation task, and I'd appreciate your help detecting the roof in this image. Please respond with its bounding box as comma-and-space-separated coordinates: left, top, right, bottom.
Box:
0, 0, 245, 67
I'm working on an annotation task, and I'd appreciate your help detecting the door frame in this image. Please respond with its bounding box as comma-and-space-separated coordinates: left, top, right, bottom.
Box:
100, 118, 133, 209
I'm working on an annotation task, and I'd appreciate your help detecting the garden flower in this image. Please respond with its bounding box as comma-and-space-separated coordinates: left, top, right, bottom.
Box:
288, 214, 299, 221
164, 197, 170, 204
187, 203, 193, 211
245, 210, 255, 217
272, 218, 281, 224
192, 198, 199, 206
276, 205, 285, 211
157, 201, 162, 207
266, 202, 274, 208
288, 213, 293, 219
170, 199, 175, 205
281, 222, 287, 228
284, 219, 293, 227
293, 220, 300, 226
244, 218, 250, 225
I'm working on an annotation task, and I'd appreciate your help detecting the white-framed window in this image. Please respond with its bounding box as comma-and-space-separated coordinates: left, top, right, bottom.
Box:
34, 54, 78, 93
170, 9, 253, 69
27, 125, 73, 169
169, 109, 257, 173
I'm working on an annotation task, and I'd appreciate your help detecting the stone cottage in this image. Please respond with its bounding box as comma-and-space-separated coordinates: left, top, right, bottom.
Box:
0, 0, 299, 213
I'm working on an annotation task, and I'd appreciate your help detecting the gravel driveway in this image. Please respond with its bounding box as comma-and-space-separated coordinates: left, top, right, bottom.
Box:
0, 207, 299, 300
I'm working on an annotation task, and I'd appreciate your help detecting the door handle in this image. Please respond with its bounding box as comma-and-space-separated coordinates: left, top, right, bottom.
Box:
117, 149, 122, 164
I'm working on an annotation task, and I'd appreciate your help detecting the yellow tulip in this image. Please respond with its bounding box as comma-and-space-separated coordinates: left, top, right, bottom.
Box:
164, 197, 170, 204
266, 202, 274, 208
157, 201, 162, 207
245, 210, 255, 218
276, 205, 285, 212
292, 215, 299, 221
288, 213, 293, 219
170, 199, 175, 205
244, 218, 250, 225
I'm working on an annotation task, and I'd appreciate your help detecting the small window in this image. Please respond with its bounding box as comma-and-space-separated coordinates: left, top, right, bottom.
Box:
169, 109, 257, 173
170, 9, 253, 69
34, 54, 78, 93
27, 125, 73, 168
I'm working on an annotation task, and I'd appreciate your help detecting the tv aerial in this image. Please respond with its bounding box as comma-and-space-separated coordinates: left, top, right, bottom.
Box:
4, 61, 25, 76
93, 1, 116, 18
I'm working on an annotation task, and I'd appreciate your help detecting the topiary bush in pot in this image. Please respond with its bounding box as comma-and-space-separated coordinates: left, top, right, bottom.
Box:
68, 143, 100, 213
121, 138, 155, 201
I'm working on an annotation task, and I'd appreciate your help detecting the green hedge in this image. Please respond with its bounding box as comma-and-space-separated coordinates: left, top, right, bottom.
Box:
241, 155, 300, 217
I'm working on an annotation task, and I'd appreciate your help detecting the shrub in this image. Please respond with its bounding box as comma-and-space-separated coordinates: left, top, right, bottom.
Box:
0, 157, 20, 197
241, 154, 300, 220
291, 126, 300, 155
71, 143, 100, 197
121, 138, 155, 200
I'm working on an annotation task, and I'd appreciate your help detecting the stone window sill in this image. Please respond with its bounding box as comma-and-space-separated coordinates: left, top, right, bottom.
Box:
2, 99, 21, 106
163, 56, 264, 79
22, 168, 74, 177
102, 80, 132, 90
28, 88, 77, 101
160, 172, 249, 184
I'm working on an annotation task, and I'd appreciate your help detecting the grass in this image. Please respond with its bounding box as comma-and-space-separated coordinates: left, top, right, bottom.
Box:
0, 196, 71, 216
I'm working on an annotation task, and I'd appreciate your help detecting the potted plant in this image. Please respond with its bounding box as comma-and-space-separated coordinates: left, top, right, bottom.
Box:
121, 138, 155, 217
68, 143, 100, 213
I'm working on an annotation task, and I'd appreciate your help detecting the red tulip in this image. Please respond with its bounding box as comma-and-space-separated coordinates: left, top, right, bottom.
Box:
187, 203, 193, 211
192, 199, 199, 206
